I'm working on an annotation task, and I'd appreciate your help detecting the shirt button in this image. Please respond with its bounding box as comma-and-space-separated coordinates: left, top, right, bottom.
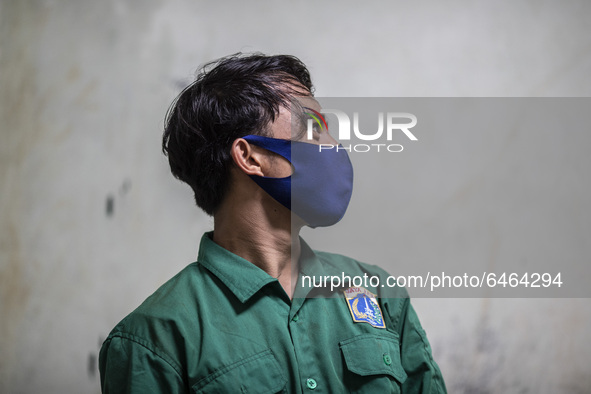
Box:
292, 314, 299, 322
383, 353, 392, 365
306, 378, 317, 390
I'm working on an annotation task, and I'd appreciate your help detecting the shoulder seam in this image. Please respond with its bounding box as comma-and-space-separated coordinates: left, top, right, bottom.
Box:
106, 332, 184, 379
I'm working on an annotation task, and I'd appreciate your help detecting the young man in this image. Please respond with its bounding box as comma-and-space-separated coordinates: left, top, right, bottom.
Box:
99, 53, 446, 393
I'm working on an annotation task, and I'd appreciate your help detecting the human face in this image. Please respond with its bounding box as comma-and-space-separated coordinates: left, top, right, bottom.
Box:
262, 94, 338, 178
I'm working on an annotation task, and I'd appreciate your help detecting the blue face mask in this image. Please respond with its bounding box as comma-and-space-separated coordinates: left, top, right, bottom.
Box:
242, 135, 354, 228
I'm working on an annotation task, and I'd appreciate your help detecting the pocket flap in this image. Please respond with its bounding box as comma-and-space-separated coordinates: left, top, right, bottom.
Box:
192, 349, 286, 393
340, 333, 408, 384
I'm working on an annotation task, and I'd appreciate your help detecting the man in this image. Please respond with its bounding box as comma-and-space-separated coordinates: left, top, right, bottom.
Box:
99, 53, 446, 393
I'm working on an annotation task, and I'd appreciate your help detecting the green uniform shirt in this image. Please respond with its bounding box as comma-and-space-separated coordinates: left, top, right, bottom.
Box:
99, 232, 446, 393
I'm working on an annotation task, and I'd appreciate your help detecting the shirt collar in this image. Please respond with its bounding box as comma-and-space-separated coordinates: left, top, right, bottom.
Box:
299, 238, 325, 278
294, 238, 348, 299
197, 232, 336, 303
197, 232, 279, 303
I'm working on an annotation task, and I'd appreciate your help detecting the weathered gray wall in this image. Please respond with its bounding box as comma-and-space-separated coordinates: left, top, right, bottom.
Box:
1, 1, 590, 393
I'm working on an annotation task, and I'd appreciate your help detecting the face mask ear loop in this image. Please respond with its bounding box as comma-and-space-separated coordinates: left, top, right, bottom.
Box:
241, 135, 292, 162
240, 135, 293, 210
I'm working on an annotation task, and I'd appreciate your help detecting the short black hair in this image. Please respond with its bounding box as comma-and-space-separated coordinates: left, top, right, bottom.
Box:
162, 53, 314, 215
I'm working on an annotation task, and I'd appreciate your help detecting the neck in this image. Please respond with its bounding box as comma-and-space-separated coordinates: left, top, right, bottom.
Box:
213, 192, 303, 299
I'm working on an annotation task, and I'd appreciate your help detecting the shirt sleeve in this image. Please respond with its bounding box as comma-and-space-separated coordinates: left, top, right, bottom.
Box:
397, 299, 447, 394
99, 333, 186, 394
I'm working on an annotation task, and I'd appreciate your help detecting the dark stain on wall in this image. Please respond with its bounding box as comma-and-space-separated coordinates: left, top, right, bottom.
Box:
91, 336, 106, 379
106, 195, 114, 217
87, 352, 96, 378
105, 179, 132, 218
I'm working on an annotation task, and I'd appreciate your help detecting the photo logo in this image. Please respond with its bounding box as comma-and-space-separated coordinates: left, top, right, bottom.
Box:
305, 108, 418, 153
304, 107, 328, 139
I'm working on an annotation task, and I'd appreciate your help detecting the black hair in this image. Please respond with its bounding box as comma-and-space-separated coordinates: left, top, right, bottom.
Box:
162, 53, 314, 215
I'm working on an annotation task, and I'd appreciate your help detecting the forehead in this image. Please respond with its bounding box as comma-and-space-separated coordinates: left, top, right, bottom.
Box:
295, 95, 321, 112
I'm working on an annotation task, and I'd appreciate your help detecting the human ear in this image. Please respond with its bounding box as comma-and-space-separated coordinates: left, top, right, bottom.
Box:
230, 138, 266, 177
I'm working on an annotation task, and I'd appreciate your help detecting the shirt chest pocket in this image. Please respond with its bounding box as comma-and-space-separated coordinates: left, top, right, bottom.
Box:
192, 349, 287, 394
339, 332, 408, 394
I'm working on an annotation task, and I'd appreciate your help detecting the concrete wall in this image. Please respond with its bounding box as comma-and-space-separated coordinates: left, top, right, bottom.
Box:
1, 1, 590, 393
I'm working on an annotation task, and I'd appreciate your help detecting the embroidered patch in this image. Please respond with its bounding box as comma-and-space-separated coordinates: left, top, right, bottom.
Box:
343, 287, 386, 329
